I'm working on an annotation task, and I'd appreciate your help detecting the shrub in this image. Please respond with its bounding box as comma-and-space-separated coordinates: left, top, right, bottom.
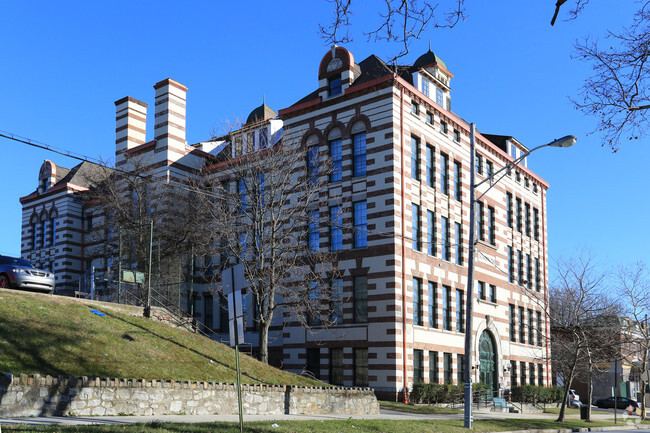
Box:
510, 385, 563, 403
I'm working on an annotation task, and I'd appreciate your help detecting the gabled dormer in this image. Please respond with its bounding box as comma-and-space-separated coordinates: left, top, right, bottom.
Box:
411, 49, 453, 111
38, 160, 58, 194
318, 46, 359, 100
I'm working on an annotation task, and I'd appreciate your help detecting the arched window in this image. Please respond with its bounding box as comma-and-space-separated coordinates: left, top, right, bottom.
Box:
328, 129, 342, 182
350, 122, 366, 177
49, 209, 58, 246
306, 135, 320, 186
30, 214, 38, 249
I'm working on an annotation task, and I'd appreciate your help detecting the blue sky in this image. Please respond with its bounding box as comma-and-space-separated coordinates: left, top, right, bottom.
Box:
1, 1, 647, 279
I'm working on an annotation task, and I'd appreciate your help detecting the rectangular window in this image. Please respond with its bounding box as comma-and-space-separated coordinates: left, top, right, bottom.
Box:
517, 250, 523, 285
488, 206, 495, 245
508, 246, 514, 283
511, 360, 518, 386
422, 79, 429, 96
352, 132, 367, 177
519, 307, 525, 343
412, 203, 421, 251
330, 348, 344, 385
478, 281, 486, 300
509, 304, 516, 342
218, 292, 228, 331
238, 179, 247, 212
516, 198, 522, 232
457, 354, 465, 384
525, 203, 531, 237
486, 160, 493, 178
308, 210, 320, 251
354, 348, 369, 386
411, 101, 419, 115
329, 76, 342, 96
537, 311, 543, 347
436, 88, 443, 106
32, 223, 38, 249
331, 278, 343, 324
527, 254, 532, 288
489, 284, 496, 303
538, 364, 544, 386
426, 112, 433, 125
413, 277, 423, 326
307, 145, 319, 186
330, 138, 342, 182
528, 308, 534, 346
453, 129, 461, 143
353, 201, 368, 248
453, 161, 462, 201
306, 348, 320, 380
506, 193, 513, 228
308, 282, 320, 325
442, 285, 451, 331
520, 362, 526, 386
533, 208, 540, 240
454, 222, 462, 265
535, 257, 541, 292
411, 136, 420, 180
428, 282, 437, 328
429, 351, 438, 383
440, 121, 448, 134
354, 276, 368, 323
456, 289, 464, 333
426, 146, 435, 187
443, 353, 453, 384
40, 220, 46, 247
440, 153, 449, 195
330, 205, 342, 251
441, 216, 450, 261
413, 349, 424, 383
427, 210, 435, 256
476, 201, 484, 241
475, 153, 483, 175
204, 293, 214, 332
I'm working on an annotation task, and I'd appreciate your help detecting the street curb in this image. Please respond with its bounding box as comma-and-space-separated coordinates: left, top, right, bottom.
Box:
502, 425, 643, 433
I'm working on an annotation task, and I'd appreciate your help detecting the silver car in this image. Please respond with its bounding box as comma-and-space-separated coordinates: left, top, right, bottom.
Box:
0, 255, 55, 293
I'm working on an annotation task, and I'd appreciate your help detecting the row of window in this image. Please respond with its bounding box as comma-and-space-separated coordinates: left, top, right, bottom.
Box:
508, 304, 544, 347
411, 205, 496, 261
413, 350, 464, 385
31, 217, 57, 249
304, 346, 369, 387
506, 193, 541, 240
410, 137, 462, 199
414, 351, 545, 387
307, 131, 367, 184
412, 279, 465, 332
309, 200, 368, 252
507, 247, 542, 291
510, 360, 545, 387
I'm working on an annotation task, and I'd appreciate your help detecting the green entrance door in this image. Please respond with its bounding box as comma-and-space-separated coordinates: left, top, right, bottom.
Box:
479, 330, 498, 396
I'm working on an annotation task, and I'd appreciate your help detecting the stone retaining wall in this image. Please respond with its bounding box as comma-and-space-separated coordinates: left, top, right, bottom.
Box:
0, 374, 379, 417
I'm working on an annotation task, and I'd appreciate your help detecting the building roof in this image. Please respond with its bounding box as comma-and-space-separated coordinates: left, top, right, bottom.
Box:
481, 134, 511, 154
246, 102, 276, 124
412, 49, 448, 72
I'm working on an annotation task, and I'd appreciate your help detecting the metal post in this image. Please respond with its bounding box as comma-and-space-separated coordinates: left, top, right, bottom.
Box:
118, 229, 122, 304
463, 123, 477, 428
615, 358, 618, 424
231, 267, 244, 433
145, 220, 153, 317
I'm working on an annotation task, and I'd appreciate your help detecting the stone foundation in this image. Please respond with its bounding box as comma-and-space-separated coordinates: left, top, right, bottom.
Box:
0, 374, 379, 417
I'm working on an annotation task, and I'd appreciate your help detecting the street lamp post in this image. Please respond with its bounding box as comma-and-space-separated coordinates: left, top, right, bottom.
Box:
463, 124, 576, 428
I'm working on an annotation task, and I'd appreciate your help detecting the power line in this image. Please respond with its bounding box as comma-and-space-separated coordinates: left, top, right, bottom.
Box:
0, 130, 105, 165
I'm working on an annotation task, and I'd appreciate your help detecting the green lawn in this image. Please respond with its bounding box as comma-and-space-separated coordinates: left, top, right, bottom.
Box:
0, 289, 322, 386
0, 418, 626, 433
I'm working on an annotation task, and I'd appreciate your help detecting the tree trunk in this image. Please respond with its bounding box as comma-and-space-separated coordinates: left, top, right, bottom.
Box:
258, 319, 270, 364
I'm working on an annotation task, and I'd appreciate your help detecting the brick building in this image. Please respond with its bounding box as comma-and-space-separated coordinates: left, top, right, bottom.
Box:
19, 46, 552, 401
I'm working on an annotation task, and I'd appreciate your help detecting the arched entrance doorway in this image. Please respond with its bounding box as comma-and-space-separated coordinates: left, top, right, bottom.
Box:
479, 330, 498, 396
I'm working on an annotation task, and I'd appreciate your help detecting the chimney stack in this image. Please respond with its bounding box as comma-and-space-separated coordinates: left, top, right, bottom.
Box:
114, 96, 148, 167
153, 78, 188, 166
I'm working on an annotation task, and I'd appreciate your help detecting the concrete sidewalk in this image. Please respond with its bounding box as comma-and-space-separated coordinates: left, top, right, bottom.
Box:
0, 406, 643, 427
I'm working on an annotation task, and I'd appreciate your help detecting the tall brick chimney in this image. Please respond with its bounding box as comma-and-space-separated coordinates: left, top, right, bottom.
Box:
114, 96, 148, 167
153, 78, 188, 166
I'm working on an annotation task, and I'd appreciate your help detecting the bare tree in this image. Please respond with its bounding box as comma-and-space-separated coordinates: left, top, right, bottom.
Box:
196, 127, 340, 364
549, 253, 620, 422
569, 2, 650, 149
319, 0, 466, 63
616, 262, 650, 418
83, 155, 211, 310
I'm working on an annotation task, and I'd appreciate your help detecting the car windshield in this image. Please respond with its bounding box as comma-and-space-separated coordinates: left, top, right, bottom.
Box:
0, 256, 33, 268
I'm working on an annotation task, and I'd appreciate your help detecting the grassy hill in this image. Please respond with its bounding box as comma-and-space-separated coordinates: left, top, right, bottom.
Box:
0, 288, 323, 386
